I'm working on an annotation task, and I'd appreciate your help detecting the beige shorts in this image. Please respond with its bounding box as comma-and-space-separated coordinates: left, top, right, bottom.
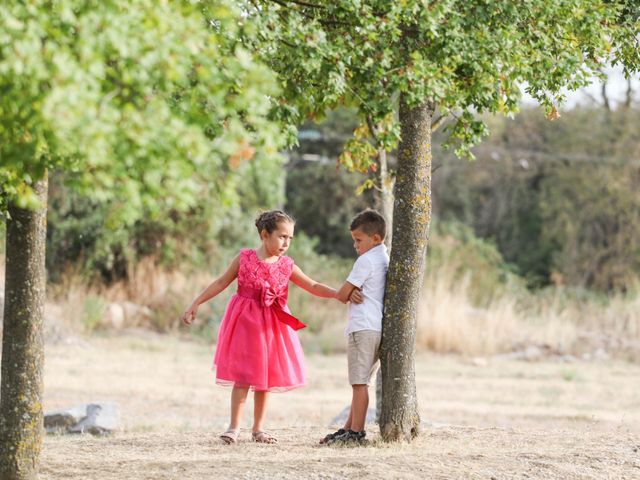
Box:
347, 330, 381, 386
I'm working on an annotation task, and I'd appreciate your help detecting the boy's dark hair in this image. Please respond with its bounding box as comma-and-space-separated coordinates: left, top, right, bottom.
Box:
350, 209, 386, 239
255, 210, 295, 234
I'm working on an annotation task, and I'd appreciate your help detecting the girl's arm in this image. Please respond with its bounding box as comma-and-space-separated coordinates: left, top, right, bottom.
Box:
290, 265, 340, 301
181, 255, 240, 325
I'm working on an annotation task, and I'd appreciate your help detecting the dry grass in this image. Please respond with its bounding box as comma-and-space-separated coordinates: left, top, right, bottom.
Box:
40, 427, 640, 480
39, 332, 640, 480
46, 258, 225, 334
4, 251, 639, 358
417, 264, 640, 360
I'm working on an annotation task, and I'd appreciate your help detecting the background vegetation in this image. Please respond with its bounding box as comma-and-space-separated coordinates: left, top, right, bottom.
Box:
5, 87, 633, 362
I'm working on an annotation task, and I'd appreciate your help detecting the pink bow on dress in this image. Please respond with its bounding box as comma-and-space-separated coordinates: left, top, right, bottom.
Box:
261, 284, 306, 331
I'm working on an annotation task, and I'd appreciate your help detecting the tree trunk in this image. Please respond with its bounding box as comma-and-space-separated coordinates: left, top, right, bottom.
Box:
379, 96, 433, 442
376, 148, 395, 248
374, 147, 394, 422
0, 176, 48, 480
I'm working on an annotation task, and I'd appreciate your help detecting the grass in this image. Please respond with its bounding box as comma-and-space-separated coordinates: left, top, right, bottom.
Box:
418, 260, 640, 360
37, 332, 640, 480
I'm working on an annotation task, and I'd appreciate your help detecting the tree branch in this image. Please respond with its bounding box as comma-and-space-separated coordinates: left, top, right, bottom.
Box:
601, 81, 611, 111
278, 37, 298, 49
366, 115, 381, 145
278, 0, 325, 8
624, 78, 633, 109
432, 114, 448, 132
263, 0, 353, 26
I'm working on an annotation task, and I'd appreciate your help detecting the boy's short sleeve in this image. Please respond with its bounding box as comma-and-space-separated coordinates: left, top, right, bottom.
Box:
346, 255, 372, 288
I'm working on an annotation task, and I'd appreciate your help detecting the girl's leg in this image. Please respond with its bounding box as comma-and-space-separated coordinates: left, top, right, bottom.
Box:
251, 390, 277, 443
252, 390, 269, 433
229, 386, 250, 429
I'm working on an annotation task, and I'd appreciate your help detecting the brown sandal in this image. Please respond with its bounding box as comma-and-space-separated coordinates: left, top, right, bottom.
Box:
220, 428, 240, 444
252, 431, 277, 444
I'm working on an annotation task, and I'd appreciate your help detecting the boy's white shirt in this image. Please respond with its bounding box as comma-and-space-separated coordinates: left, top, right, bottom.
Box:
345, 243, 389, 335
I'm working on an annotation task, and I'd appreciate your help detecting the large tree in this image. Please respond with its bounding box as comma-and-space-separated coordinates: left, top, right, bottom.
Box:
247, 0, 639, 441
0, 1, 284, 478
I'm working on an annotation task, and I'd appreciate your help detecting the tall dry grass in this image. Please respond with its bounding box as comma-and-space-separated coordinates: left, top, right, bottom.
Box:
3, 247, 638, 360
47, 257, 224, 335
417, 262, 640, 360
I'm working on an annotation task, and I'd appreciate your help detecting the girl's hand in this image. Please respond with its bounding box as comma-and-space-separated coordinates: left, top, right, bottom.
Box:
181, 303, 199, 325
349, 288, 364, 304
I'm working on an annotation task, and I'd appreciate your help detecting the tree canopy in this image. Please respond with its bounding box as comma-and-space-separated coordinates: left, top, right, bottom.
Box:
247, 0, 639, 159
1, 0, 285, 218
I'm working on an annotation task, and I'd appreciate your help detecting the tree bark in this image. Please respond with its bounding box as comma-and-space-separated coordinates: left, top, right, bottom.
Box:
374, 147, 394, 422
376, 148, 395, 248
379, 96, 433, 442
0, 176, 48, 480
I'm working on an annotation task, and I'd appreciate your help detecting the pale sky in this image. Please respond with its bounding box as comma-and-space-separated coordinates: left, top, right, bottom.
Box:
522, 67, 640, 108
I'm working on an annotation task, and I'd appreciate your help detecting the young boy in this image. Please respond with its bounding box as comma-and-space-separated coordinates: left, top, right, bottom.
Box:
321, 209, 389, 445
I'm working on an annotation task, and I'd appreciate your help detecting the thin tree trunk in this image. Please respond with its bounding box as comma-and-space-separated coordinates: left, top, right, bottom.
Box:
379, 96, 433, 442
374, 147, 394, 422
376, 148, 394, 248
624, 78, 633, 109
601, 81, 611, 111
0, 176, 48, 480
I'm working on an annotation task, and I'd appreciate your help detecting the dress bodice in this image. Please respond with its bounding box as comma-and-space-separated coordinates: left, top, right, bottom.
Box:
237, 249, 294, 291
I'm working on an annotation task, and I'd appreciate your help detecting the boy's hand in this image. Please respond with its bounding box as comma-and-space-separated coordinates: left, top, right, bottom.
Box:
181, 303, 199, 325
349, 288, 364, 304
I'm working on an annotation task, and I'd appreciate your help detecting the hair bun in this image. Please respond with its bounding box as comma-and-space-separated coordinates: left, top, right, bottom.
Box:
255, 210, 295, 234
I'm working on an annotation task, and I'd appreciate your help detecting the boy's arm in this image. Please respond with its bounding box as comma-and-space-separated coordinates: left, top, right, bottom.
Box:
182, 255, 240, 325
338, 255, 370, 304
290, 265, 338, 299
335, 281, 358, 303
349, 288, 364, 304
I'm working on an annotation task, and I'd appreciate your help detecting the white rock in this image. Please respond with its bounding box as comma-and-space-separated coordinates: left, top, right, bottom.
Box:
46, 403, 119, 436
103, 303, 125, 329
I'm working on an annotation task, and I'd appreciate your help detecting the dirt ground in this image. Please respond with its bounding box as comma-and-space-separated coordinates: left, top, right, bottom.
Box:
40, 331, 640, 479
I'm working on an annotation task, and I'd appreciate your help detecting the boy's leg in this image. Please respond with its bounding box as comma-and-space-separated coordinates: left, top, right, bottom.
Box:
347, 330, 381, 434
343, 406, 353, 431
229, 386, 249, 429
350, 384, 369, 432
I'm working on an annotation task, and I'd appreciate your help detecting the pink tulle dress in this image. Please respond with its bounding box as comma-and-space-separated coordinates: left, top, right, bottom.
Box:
213, 249, 306, 392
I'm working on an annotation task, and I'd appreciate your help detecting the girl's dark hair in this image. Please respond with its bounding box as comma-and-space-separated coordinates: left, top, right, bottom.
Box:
255, 210, 295, 234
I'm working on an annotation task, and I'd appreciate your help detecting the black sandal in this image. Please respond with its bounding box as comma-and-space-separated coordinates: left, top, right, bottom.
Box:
319, 428, 346, 445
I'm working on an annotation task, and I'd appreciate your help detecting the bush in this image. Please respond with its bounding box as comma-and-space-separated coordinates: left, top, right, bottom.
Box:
432, 105, 640, 292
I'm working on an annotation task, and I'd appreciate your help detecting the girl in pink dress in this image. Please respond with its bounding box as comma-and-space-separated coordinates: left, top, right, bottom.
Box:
181, 210, 344, 444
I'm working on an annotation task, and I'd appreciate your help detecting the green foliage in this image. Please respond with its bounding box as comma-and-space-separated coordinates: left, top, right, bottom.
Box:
283, 108, 379, 257
540, 162, 640, 291
432, 104, 640, 292
46, 159, 286, 281
427, 220, 523, 305
1, 0, 289, 279
339, 113, 400, 176
246, 0, 637, 159
1, 0, 286, 222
